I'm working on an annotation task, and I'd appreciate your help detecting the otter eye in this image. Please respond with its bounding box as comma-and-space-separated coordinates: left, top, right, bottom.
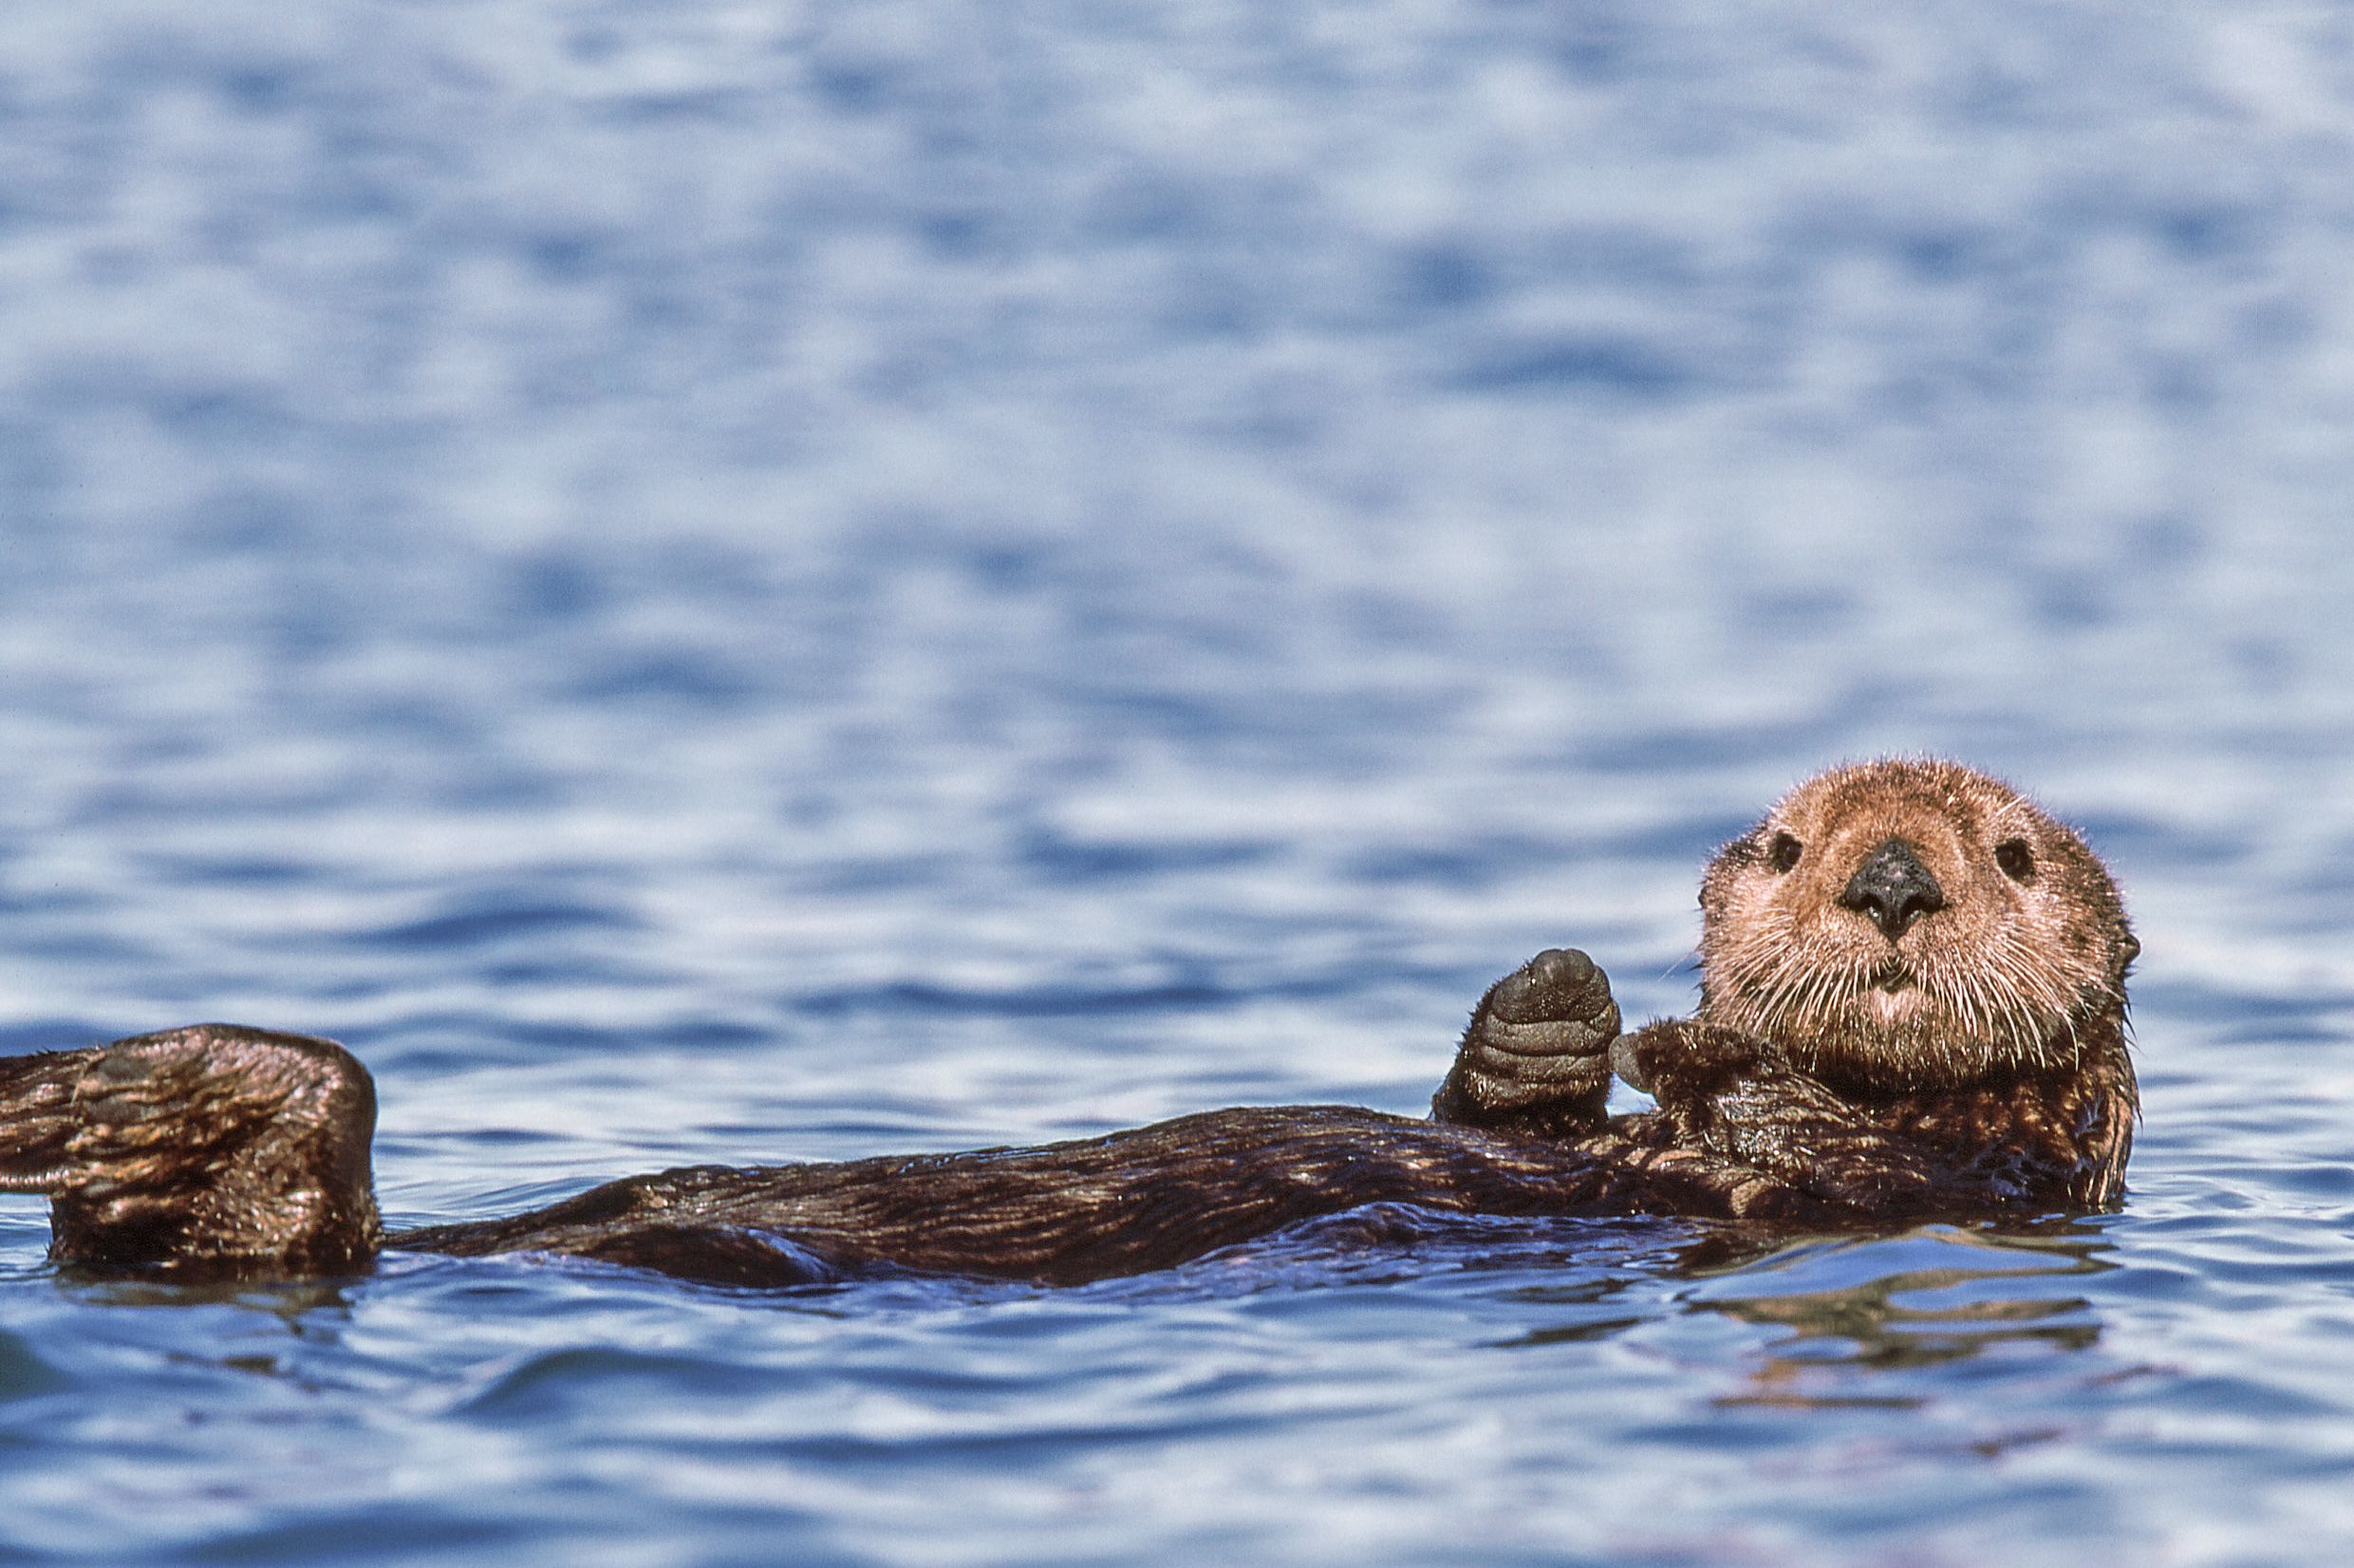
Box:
1767, 831, 1803, 873
1995, 838, 2035, 881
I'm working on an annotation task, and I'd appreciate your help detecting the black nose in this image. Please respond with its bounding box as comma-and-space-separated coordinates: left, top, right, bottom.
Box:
1840, 838, 1946, 942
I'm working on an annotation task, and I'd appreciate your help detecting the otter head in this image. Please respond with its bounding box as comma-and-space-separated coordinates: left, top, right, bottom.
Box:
1697, 759, 2137, 1091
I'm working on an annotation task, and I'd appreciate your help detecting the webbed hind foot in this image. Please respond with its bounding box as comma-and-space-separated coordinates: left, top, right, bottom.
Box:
0, 1025, 381, 1276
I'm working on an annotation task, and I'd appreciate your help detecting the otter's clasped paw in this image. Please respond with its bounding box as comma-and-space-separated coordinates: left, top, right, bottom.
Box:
1430, 948, 1621, 1136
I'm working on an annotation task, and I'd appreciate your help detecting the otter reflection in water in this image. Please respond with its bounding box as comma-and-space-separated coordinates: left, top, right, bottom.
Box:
0, 759, 2139, 1287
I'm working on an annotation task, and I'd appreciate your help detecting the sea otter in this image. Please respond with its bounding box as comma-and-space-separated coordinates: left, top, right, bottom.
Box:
0, 759, 2137, 1286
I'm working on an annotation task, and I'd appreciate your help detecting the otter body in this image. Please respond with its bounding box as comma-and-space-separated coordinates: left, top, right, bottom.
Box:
0, 760, 2137, 1286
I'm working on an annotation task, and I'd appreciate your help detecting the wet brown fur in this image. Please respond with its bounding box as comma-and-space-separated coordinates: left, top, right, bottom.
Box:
0, 759, 2137, 1285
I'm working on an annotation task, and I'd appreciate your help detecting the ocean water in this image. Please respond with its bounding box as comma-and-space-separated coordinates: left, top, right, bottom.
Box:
3, 2, 2353, 1562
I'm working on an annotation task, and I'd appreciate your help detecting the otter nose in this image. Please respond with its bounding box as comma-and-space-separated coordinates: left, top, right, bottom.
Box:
1840, 838, 1946, 942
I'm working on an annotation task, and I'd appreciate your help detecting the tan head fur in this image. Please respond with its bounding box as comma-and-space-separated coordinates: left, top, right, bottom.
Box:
1698, 758, 2137, 1090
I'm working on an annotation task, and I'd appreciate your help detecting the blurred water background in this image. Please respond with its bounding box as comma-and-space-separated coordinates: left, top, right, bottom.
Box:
2, 2, 2352, 1563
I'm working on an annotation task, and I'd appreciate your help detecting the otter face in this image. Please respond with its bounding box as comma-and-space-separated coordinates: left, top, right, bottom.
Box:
1696, 759, 2136, 1090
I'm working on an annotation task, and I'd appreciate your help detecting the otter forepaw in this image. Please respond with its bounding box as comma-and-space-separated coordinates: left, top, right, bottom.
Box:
1611, 1018, 1766, 1098
1431, 948, 1620, 1136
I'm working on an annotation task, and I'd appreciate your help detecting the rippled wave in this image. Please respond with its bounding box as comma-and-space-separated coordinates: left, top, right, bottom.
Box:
1, 1, 2349, 1564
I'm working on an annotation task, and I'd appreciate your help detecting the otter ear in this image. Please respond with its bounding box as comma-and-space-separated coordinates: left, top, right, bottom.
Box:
1700, 827, 1770, 920
1697, 849, 1741, 916
2115, 928, 2141, 980
1711, 835, 1762, 872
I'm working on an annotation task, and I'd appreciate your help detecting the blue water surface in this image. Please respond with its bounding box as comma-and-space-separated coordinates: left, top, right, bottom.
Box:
3, 2, 2353, 1563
